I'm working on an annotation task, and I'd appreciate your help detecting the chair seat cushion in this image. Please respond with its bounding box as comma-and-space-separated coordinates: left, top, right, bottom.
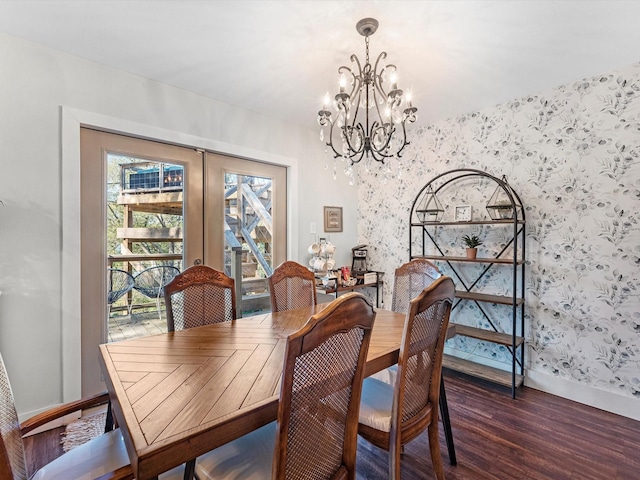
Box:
358, 377, 395, 433
195, 421, 276, 480
32, 429, 129, 480
368, 364, 398, 385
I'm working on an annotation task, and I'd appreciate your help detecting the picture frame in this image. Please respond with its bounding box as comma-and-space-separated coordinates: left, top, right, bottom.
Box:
324, 206, 343, 232
454, 205, 473, 222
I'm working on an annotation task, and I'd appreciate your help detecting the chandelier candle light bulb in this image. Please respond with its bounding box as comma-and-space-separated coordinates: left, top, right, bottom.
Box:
390, 72, 398, 90
318, 17, 418, 182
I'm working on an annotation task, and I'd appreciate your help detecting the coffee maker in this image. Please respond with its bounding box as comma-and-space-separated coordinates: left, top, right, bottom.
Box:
351, 245, 368, 274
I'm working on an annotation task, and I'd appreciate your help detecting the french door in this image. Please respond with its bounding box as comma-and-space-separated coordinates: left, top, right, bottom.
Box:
80, 129, 286, 396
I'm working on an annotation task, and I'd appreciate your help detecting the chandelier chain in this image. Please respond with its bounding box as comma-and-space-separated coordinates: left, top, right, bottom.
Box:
365, 35, 370, 65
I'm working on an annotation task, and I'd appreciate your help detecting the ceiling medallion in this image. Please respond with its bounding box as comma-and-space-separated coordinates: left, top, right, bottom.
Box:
318, 18, 418, 184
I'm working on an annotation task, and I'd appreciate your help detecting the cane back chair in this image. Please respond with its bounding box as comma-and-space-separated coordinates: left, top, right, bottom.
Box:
391, 258, 442, 314
268, 260, 317, 313
375, 259, 457, 466
0, 351, 133, 480
358, 276, 455, 480
371, 258, 441, 383
194, 292, 376, 480
164, 265, 237, 332
0, 352, 195, 480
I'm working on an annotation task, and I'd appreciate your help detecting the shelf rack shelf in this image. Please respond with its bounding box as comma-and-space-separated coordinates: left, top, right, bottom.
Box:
409, 168, 526, 398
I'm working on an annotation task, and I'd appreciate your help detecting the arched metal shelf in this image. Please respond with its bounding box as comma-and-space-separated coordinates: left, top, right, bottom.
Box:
409, 168, 526, 398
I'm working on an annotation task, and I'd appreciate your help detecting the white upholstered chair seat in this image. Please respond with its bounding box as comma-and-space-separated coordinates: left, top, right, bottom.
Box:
369, 364, 398, 385
195, 422, 276, 480
358, 377, 396, 433
32, 429, 128, 480
32, 427, 185, 480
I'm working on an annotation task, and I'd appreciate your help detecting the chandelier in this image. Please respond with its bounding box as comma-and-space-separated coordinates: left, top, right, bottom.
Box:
318, 18, 418, 183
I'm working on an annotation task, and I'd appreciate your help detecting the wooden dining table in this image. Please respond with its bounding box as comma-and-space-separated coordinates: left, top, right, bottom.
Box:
99, 304, 456, 479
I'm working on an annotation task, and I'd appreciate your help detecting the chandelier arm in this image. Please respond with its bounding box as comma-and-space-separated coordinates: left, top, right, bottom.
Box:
341, 124, 365, 159
370, 85, 387, 130
374, 68, 391, 101
370, 122, 394, 154
372, 52, 389, 97
338, 65, 358, 99
394, 122, 411, 158
349, 123, 367, 163
326, 120, 344, 159
350, 145, 367, 164
350, 88, 362, 129
365, 146, 385, 164
349, 54, 364, 79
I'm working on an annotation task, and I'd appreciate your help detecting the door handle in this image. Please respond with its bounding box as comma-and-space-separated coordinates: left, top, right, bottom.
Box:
194, 258, 202, 265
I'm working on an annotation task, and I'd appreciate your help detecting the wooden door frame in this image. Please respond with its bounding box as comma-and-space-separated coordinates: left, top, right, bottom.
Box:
80, 128, 204, 397
61, 107, 300, 401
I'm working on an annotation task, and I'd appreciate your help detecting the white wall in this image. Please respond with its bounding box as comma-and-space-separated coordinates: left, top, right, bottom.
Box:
0, 32, 358, 417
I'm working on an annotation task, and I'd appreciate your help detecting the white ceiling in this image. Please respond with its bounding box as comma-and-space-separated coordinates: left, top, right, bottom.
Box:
1, 1, 639, 130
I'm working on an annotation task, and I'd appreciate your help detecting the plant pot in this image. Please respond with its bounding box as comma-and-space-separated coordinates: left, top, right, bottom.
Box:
466, 248, 478, 260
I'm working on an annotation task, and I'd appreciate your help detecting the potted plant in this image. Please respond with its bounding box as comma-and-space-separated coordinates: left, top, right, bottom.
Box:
462, 234, 483, 259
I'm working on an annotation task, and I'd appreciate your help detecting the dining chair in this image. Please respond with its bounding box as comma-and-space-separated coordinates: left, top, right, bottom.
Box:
268, 260, 317, 312
163, 264, 236, 332
391, 258, 441, 314
0, 351, 190, 480
371, 258, 441, 384
379, 258, 457, 465
133, 265, 181, 320
193, 292, 376, 480
357, 276, 454, 480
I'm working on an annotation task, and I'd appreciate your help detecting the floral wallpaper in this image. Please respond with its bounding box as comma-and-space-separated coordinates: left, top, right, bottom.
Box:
358, 62, 640, 400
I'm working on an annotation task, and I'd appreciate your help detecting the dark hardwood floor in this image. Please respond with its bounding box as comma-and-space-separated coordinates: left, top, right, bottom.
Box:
357, 372, 640, 479
25, 372, 640, 479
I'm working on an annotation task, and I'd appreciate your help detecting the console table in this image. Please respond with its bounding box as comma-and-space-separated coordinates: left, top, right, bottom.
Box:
317, 277, 384, 308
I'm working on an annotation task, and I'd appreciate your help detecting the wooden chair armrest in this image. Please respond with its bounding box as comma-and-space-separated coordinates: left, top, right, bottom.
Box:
95, 465, 135, 480
20, 391, 111, 436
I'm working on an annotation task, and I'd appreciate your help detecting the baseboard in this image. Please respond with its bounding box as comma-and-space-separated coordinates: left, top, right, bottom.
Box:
525, 369, 639, 421
444, 347, 639, 421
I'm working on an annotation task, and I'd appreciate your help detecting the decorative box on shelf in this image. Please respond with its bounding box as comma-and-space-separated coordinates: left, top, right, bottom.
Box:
363, 272, 377, 284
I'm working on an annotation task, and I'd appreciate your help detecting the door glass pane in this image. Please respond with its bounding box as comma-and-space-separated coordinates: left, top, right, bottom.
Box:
224, 173, 274, 316
107, 155, 184, 341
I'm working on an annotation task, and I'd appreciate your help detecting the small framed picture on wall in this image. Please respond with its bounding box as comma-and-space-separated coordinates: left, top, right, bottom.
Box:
324, 206, 343, 232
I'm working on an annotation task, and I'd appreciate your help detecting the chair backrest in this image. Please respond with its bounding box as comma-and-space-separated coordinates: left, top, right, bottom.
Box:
163, 265, 236, 331
391, 258, 442, 314
133, 265, 180, 299
273, 293, 376, 480
268, 261, 317, 313
107, 268, 135, 305
0, 353, 28, 480
391, 276, 454, 446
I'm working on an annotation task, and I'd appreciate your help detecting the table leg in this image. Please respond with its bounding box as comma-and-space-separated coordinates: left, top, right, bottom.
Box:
183, 459, 196, 480
105, 400, 114, 433
439, 376, 456, 465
